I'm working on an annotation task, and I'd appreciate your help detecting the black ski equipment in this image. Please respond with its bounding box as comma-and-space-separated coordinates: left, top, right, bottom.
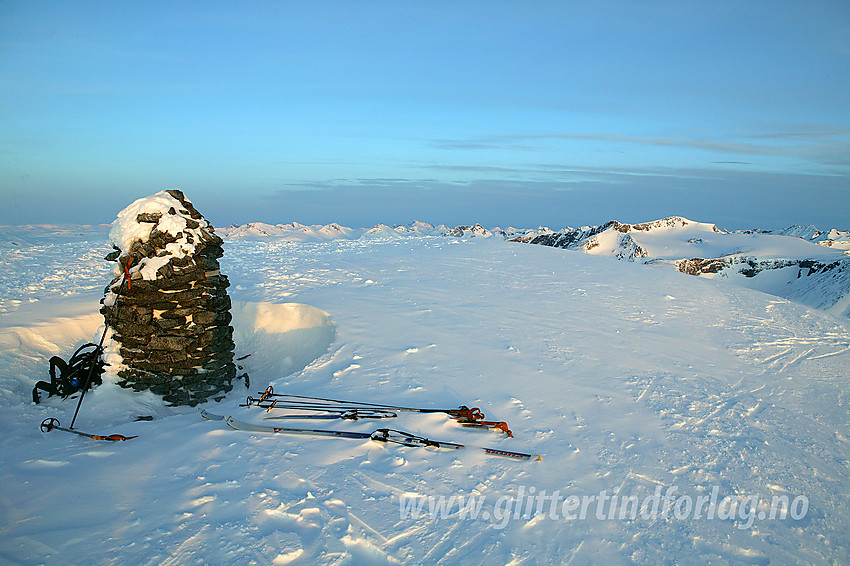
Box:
32, 343, 104, 404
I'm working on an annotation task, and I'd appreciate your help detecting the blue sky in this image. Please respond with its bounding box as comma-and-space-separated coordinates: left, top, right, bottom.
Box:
1, 1, 848, 230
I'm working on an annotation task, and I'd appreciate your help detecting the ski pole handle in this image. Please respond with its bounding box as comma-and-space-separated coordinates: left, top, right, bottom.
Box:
259, 386, 274, 402
90, 433, 138, 441
448, 406, 485, 422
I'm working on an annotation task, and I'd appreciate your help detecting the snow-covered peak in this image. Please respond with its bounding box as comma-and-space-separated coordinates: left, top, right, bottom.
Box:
218, 222, 361, 241
362, 224, 401, 238
609, 216, 724, 234
445, 224, 493, 238
516, 216, 845, 262
318, 223, 355, 238
777, 224, 824, 240
397, 220, 438, 233
777, 225, 850, 253
582, 231, 648, 260
221, 222, 283, 238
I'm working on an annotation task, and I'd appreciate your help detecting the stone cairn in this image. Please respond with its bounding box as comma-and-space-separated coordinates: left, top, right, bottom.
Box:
101, 190, 237, 405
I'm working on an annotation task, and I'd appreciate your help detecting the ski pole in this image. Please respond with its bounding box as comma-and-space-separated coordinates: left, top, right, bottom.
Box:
69, 260, 130, 429
251, 387, 512, 434
41, 418, 137, 441
257, 386, 488, 422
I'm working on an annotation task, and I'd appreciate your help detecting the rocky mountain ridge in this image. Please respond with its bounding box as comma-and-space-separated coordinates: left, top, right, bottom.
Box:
510, 216, 850, 318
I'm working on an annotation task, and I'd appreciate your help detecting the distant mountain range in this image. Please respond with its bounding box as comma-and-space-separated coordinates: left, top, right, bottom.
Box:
3, 218, 846, 318
219, 217, 850, 318
219, 221, 450, 241
511, 216, 850, 318
218, 221, 535, 241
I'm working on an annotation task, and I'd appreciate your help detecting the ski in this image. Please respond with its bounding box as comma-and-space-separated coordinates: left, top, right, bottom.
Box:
40, 418, 138, 441
202, 409, 375, 439
200, 410, 540, 461
248, 387, 514, 436
244, 400, 399, 421
200, 409, 225, 421
263, 409, 398, 421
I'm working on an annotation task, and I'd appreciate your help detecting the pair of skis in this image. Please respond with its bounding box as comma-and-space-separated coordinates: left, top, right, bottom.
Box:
245, 386, 514, 436
40, 411, 541, 462
200, 409, 540, 461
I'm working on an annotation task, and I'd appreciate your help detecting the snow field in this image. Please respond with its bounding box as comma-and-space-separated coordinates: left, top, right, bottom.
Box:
0, 233, 848, 564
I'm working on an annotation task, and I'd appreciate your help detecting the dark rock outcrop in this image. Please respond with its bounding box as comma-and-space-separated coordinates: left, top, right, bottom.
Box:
446, 224, 493, 238
512, 221, 649, 260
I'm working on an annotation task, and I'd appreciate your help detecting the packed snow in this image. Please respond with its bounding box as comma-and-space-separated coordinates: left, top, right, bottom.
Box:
1, 221, 849, 565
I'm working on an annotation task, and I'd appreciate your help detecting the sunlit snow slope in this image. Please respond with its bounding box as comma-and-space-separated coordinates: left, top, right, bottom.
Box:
515, 216, 850, 318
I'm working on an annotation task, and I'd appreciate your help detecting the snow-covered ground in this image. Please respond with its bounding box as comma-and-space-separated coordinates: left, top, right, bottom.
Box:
1, 225, 849, 564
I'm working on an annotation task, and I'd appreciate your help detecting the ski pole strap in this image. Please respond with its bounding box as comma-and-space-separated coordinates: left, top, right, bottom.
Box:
259, 386, 274, 402
123, 259, 132, 290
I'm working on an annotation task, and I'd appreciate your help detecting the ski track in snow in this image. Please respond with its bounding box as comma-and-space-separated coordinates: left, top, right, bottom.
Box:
0, 232, 848, 564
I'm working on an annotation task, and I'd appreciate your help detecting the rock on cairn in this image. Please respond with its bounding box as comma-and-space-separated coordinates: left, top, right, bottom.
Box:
101, 190, 236, 405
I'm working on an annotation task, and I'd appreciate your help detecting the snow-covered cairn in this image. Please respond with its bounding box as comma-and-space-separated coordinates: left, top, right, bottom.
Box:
101, 190, 236, 405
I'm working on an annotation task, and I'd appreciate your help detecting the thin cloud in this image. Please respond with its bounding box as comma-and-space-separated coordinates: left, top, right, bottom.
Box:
429, 130, 850, 166
252, 167, 850, 231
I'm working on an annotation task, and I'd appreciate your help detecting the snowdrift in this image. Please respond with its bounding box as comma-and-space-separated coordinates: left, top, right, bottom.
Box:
0, 298, 334, 423
231, 301, 336, 393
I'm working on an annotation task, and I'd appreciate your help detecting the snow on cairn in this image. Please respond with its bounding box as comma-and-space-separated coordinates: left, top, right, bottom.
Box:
101, 189, 237, 405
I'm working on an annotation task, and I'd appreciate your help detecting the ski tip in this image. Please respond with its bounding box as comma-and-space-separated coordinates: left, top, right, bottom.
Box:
534, 455, 543, 462
199, 408, 225, 421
